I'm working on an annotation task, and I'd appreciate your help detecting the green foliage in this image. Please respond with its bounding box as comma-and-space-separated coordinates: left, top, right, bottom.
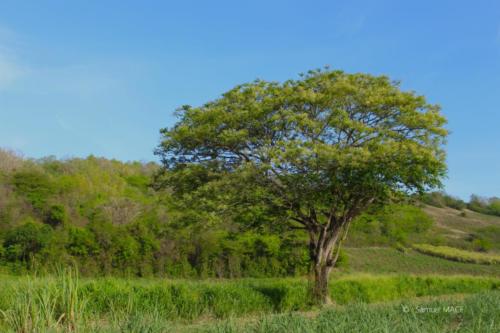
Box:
379, 205, 433, 244
490, 199, 500, 215
157, 71, 448, 213
0, 152, 496, 280
155, 69, 447, 303
44, 204, 67, 227
11, 170, 55, 210
421, 192, 466, 210
350, 205, 433, 246
468, 194, 500, 216
2, 218, 53, 262
473, 225, 500, 251
471, 237, 492, 252
66, 227, 99, 257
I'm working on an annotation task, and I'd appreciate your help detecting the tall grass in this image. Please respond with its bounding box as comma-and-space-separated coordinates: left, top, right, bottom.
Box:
0, 267, 85, 332
199, 291, 500, 333
413, 244, 500, 265
0, 273, 498, 331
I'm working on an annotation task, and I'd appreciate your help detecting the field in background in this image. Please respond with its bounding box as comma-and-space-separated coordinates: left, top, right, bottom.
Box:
412, 244, 500, 265
344, 247, 500, 276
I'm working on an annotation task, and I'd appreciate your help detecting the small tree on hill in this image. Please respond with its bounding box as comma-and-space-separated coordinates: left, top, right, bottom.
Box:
155, 69, 447, 304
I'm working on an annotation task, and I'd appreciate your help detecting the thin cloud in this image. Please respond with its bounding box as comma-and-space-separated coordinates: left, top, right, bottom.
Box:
27, 64, 119, 97
0, 24, 121, 96
0, 54, 24, 89
0, 50, 121, 97
0, 26, 25, 90
0, 25, 26, 90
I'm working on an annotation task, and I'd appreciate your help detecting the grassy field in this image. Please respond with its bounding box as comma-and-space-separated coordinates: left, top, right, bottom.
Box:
189, 291, 500, 333
412, 244, 500, 265
344, 247, 500, 276
0, 270, 499, 332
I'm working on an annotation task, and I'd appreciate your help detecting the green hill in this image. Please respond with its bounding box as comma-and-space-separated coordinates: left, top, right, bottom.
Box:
0, 149, 498, 278
423, 205, 500, 251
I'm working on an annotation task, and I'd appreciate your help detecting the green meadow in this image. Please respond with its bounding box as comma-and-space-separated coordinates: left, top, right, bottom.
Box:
0, 270, 499, 332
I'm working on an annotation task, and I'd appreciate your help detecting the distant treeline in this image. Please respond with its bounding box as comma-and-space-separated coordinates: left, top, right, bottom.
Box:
0, 149, 486, 277
421, 191, 500, 216
0, 149, 314, 277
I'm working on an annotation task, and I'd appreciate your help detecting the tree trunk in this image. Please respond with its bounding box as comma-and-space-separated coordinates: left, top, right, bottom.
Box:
309, 222, 349, 305
312, 261, 332, 305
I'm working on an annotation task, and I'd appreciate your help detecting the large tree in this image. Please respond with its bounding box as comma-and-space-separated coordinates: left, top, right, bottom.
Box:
155, 69, 447, 304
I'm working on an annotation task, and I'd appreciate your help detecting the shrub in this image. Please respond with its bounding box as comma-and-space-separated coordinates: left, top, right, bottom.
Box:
45, 204, 68, 227
489, 198, 500, 216
3, 218, 53, 262
468, 195, 500, 217
378, 205, 433, 244
474, 226, 500, 251
66, 227, 99, 257
350, 205, 433, 246
421, 192, 466, 210
471, 238, 492, 252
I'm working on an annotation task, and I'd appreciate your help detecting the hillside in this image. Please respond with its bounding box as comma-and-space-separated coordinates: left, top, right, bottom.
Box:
423, 205, 500, 251
0, 150, 499, 278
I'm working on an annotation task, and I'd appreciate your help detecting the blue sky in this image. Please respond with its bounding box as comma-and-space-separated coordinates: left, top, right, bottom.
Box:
0, 0, 499, 199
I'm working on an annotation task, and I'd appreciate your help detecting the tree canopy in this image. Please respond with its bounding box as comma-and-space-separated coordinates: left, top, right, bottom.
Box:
156, 69, 448, 303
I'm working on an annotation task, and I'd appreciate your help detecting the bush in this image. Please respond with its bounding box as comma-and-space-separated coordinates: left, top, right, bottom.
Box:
489, 198, 500, 216
468, 195, 500, 217
350, 205, 433, 246
66, 227, 99, 257
378, 205, 433, 244
45, 204, 68, 227
421, 192, 466, 210
474, 225, 500, 251
2, 218, 53, 262
471, 238, 492, 252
